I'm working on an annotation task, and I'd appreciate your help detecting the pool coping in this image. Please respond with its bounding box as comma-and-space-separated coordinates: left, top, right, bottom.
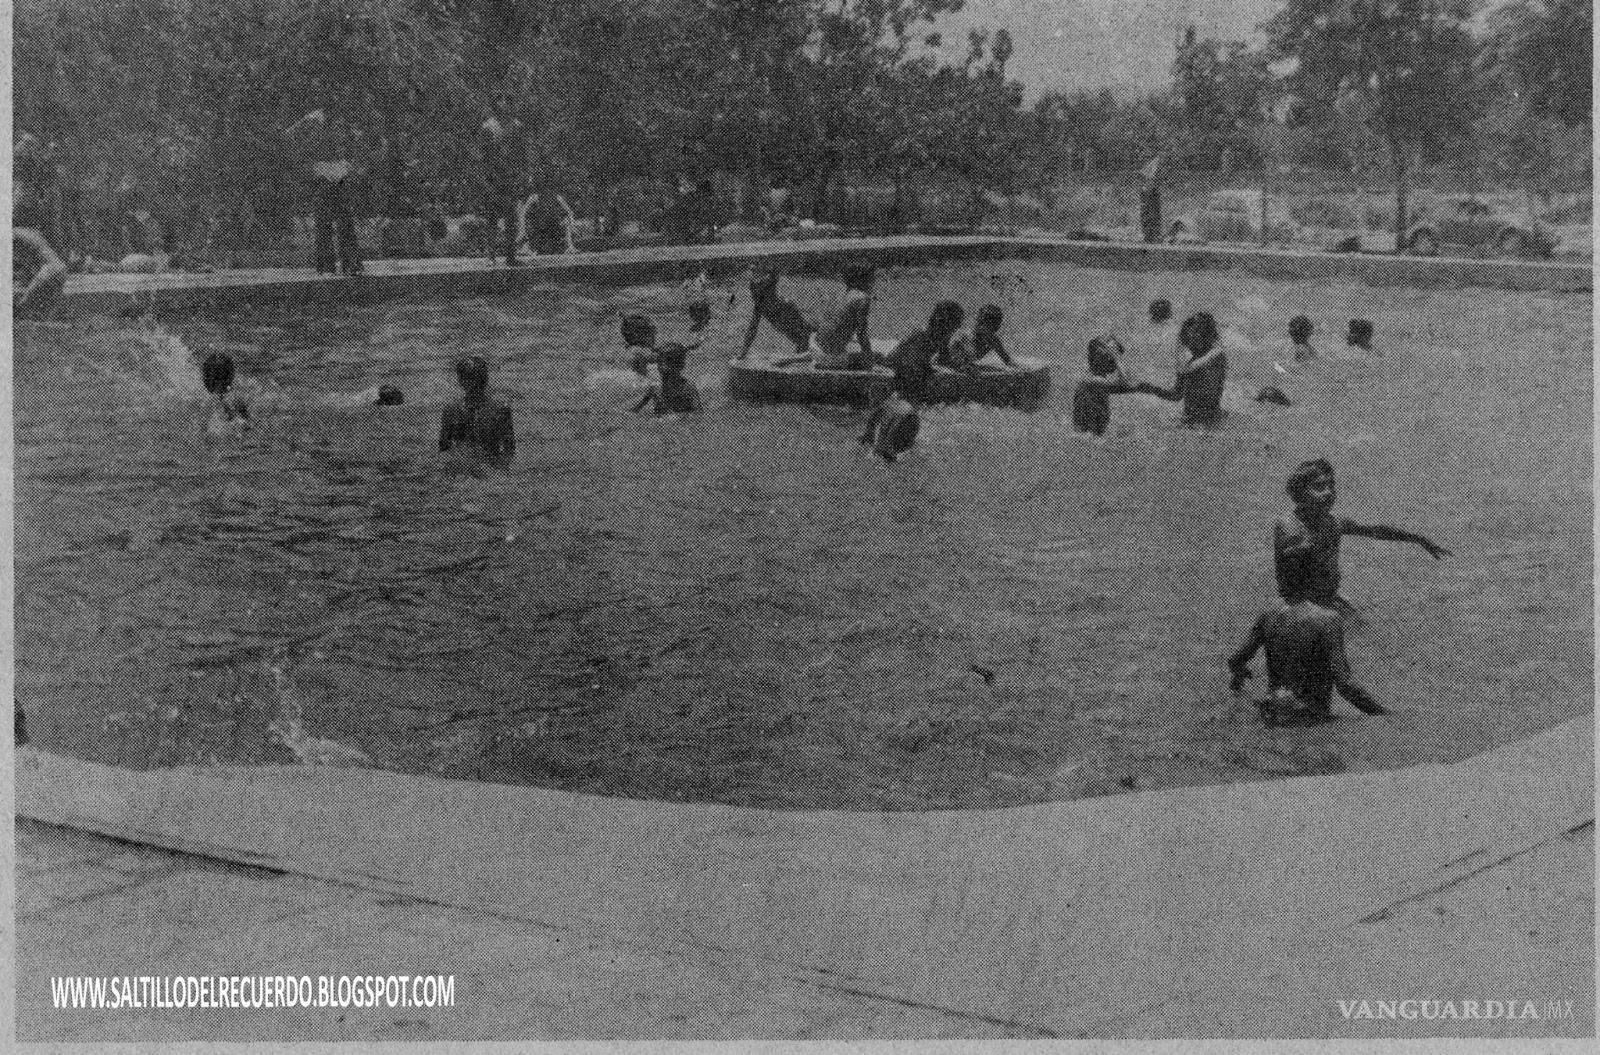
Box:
14, 716, 1594, 1037
50, 235, 1594, 315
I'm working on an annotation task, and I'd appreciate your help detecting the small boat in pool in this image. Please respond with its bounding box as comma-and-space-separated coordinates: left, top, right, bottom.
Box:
726, 357, 1051, 410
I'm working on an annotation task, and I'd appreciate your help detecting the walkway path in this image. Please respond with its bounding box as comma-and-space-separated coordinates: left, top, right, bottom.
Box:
16, 716, 1593, 1040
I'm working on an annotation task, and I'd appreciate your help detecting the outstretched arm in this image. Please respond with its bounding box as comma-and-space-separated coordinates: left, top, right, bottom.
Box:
1176, 347, 1225, 376
1343, 520, 1451, 559
631, 386, 658, 413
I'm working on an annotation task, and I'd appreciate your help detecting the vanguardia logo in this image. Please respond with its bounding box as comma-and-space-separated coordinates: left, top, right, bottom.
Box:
1337, 999, 1575, 1021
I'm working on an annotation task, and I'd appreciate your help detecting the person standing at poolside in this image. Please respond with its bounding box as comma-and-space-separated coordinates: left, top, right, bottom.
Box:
1274, 458, 1451, 612
480, 112, 523, 267
288, 109, 364, 275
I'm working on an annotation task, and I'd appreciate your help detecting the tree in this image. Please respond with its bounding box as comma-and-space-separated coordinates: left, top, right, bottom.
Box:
1477, 0, 1592, 201
1170, 28, 1272, 175
1264, 0, 1481, 246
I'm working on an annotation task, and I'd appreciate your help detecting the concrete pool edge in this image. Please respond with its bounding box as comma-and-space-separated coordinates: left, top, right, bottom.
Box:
15, 716, 1594, 1038
52, 235, 1594, 315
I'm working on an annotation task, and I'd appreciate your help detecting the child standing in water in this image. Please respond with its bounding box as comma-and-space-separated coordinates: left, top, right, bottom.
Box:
201, 352, 252, 436
440, 356, 514, 462
1072, 335, 1133, 436
1173, 311, 1228, 427
622, 313, 660, 378
1229, 598, 1388, 724
1274, 458, 1451, 612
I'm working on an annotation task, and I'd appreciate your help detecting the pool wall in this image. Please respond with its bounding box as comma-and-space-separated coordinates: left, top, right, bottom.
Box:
54, 235, 1593, 316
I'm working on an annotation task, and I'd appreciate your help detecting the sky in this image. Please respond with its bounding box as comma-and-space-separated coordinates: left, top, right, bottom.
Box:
939, 0, 1284, 96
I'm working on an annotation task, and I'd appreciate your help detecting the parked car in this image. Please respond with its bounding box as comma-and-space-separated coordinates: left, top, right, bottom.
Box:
1167, 189, 1297, 246
1405, 196, 1557, 258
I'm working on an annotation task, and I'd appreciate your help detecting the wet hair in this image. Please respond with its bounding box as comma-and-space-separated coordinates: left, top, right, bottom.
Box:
1150, 299, 1173, 323
375, 384, 405, 406
977, 304, 1004, 329
685, 299, 711, 330
1178, 312, 1219, 355
1286, 458, 1335, 500
844, 266, 876, 293
200, 352, 235, 396
1288, 315, 1313, 343
455, 356, 489, 394
928, 300, 965, 333
620, 313, 657, 348
656, 341, 691, 374
1086, 335, 1123, 376
1347, 318, 1374, 347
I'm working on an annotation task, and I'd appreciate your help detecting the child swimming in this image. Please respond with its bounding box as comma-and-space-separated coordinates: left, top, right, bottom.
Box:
200, 352, 252, 436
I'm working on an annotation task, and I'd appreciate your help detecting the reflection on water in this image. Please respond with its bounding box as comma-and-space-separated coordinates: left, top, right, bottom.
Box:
13, 264, 1594, 809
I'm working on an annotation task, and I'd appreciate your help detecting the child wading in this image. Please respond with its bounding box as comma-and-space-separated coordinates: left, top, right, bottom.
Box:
1229, 599, 1387, 724
440, 356, 514, 462
1173, 311, 1228, 427
1275, 458, 1451, 613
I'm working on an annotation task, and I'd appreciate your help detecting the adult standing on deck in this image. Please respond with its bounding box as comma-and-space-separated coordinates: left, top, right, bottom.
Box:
1139, 155, 1164, 245
480, 112, 523, 266
288, 108, 364, 275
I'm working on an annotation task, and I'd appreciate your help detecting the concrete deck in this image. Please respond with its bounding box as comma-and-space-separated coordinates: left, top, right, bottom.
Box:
52, 236, 1593, 316
15, 716, 1594, 1041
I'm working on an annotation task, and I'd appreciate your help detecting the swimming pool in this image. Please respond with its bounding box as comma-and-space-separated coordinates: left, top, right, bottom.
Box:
14, 260, 1593, 809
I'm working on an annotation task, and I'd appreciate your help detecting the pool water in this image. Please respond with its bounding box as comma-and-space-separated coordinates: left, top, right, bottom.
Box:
14, 261, 1593, 809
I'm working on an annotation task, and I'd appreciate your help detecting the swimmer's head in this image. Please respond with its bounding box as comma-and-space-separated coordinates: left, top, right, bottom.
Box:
685, 299, 712, 331
976, 304, 1004, 332
375, 384, 405, 406
928, 300, 965, 336
1347, 318, 1374, 348
1179, 312, 1219, 355
200, 352, 235, 396
844, 266, 876, 293
1286, 458, 1337, 508
656, 342, 691, 375
1150, 299, 1173, 323
1086, 335, 1123, 376
1289, 315, 1314, 344
621, 313, 656, 349
455, 356, 489, 396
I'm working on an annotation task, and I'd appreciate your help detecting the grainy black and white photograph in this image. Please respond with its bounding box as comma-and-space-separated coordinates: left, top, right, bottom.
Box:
8, 0, 1595, 1045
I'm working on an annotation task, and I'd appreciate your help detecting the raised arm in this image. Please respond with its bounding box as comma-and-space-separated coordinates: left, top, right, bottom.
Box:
1176, 347, 1225, 376
1343, 519, 1451, 559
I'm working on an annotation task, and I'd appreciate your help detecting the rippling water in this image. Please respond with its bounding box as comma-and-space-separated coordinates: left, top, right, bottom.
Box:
14, 262, 1594, 809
